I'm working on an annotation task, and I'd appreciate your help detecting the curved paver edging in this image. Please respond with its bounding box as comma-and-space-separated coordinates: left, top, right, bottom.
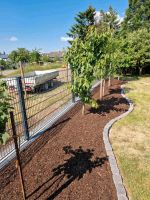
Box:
103, 85, 134, 200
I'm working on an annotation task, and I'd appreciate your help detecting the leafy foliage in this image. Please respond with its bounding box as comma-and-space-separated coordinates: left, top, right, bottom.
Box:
125, 28, 150, 74
29, 48, 41, 63
65, 4, 150, 110
42, 55, 50, 63
0, 59, 7, 68
113, 38, 130, 75
0, 59, 18, 70
0, 81, 12, 144
9, 48, 30, 63
66, 27, 109, 107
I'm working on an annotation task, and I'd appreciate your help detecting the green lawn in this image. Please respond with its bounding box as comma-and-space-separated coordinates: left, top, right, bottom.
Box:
110, 76, 150, 200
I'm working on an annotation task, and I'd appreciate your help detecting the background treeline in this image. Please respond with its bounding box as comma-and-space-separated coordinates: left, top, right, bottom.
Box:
65, 0, 150, 107
66, 0, 150, 76
0, 48, 62, 70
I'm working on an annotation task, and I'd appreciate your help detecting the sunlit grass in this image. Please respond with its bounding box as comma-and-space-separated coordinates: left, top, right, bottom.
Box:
110, 76, 150, 200
4, 62, 65, 77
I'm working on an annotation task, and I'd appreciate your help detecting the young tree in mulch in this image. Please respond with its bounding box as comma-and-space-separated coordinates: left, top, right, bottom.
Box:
65, 27, 110, 114
0, 81, 12, 144
104, 36, 116, 87
96, 7, 121, 87
96, 32, 118, 90
113, 36, 131, 79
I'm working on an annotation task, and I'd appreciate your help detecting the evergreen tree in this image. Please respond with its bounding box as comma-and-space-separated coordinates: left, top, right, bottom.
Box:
122, 0, 150, 32
96, 6, 120, 36
67, 6, 95, 40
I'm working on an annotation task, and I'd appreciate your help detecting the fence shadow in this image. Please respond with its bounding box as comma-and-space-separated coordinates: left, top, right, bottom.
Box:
0, 104, 82, 190
103, 87, 122, 96
27, 146, 108, 199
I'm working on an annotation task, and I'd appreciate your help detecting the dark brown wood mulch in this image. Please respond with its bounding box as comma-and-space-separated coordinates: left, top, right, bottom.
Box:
0, 79, 129, 200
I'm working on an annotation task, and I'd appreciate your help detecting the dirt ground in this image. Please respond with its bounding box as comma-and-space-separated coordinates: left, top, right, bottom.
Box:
0, 79, 129, 200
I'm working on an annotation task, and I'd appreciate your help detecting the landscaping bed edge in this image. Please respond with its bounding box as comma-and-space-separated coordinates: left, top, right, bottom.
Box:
103, 84, 134, 200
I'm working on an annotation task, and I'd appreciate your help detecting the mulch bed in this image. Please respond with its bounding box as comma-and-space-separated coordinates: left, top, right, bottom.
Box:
0, 79, 129, 200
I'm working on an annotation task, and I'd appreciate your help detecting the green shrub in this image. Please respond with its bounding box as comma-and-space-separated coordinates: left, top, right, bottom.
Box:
0, 81, 12, 144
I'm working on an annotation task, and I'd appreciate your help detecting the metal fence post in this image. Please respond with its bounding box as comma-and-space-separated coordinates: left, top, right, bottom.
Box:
10, 111, 26, 200
70, 65, 75, 103
16, 76, 29, 140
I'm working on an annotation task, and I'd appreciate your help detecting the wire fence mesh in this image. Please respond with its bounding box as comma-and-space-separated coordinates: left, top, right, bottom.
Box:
25, 69, 72, 136
0, 68, 72, 164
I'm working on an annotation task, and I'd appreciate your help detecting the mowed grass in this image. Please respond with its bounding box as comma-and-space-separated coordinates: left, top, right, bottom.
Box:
110, 76, 150, 200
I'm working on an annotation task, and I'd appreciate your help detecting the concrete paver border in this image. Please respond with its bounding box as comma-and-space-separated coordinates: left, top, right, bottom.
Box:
103, 85, 134, 200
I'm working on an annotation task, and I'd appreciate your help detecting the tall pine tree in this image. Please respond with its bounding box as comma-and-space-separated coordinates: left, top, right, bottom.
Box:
102, 6, 120, 31
67, 6, 95, 40
123, 0, 150, 32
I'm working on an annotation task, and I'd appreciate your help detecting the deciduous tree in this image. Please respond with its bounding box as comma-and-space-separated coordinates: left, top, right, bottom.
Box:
66, 27, 110, 113
30, 48, 41, 63
126, 28, 150, 75
9, 48, 30, 64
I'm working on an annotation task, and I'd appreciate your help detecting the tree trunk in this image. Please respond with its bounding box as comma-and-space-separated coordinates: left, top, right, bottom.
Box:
100, 79, 103, 100
108, 76, 111, 87
99, 80, 101, 100
103, 79, 105, 97
139, 67, 142, 76
82, 104, 85, 115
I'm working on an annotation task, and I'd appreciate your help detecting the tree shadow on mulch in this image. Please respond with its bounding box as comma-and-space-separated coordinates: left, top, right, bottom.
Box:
27, 146, 108, 200
107, 86, 133, 96
89, 95, 128, 116
103, 88, 122, 97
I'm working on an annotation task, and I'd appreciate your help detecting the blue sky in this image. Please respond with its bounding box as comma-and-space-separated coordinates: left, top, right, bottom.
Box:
0, 0, 128, 53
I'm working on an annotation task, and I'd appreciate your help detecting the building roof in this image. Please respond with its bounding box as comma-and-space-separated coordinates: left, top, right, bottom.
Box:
0, 54, 8, 60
